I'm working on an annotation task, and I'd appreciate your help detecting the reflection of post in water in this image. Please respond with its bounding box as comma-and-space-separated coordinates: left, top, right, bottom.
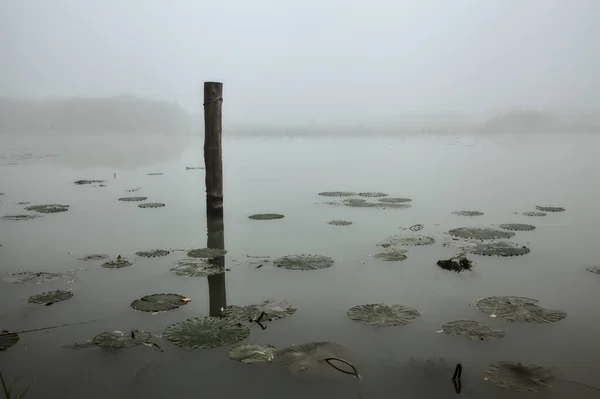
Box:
203, 82, 226, 317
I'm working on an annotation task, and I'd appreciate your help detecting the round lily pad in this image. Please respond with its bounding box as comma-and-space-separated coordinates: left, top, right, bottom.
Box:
223, 299, 297, 323
344, 199, 376, 207
74, 180, 105, 185
471, 242, 530, 257
228, 344, 276, 364
171, 258, 224, 277
475, 296, 566, 323
147, 172, 163, 176
379, 235, 436, 247
125, 187, 140, 192
77, 254, 109, 261
499, 223, 536, 231
2, 214, 42, 221
375, 250, 408, 261
25, 204, 69, 213
163, 317, 250, 349
130, 293, 190, 312
135, 249, 170, 258
484, 361, 555, 392
586, 266, 600, 275
523, 212, 546, 217
118, 196, 147, 202
358, 192, 388, 198
452, 211, 484, 216
448, 227, 515, 240
187, 248, 227, 258
248, 213, 284, 220
378, 197, 412, 203
328, 220, 352, 226
347, 304, 420, 326
535, 206, 565, 212
318, 192, 356, 197
92, 330, 152, 348
373, 203, 411, 209
138, 203, 165, 208
2, 270, 75, 284
273, 342, 359, 379
274, 254, 334, 270
441, 320, 505, 340
101, 258, 133, 268
343, 198, 366, 204
0, 332, 19, 351
28, 290, 73, 305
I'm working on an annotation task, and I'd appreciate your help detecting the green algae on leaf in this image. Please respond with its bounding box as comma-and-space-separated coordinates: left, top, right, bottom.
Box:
274, 254, 334, 270
535, 206, 565, 212
378, 197, 412, 203
187, 248, 227, 258
228, 344, 276, 364
92, 330, 153, 348
223, 299, 297, 324
471, 242, 530, 257
475, 296, 566, 323
318, 191, 357, 197
0, 332, 19, 351
2, 214, 42, 221
118, 196, 147, 202
24, 204, 69, 213
448, 227, 514, 240
378, 235, 436, 248
327, 220, 353, 226
499, 223, 536, 231
523, 211, 546, 217
347, 304, 420, 326
77, 254, 109, 261
138, 202, 165, 208
484, 361, 555, 392
441, 320, 505, 341
135, 249, 170, 258
130, 293, 190, 312
248, 213, 284, 220
101, 258, 133, 269
452, 211, 484, 216
586, 266, 600, 275
2, 269, 75, 284
273, 342, 359, 379
358, 192, 388, 198
163, 317, 250, 349
171, 258, 223, 277
28, 290, 73, 305
374, 250, 408, 261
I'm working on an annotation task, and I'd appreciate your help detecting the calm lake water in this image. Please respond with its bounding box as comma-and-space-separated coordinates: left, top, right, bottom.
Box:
1, 133, 600, 398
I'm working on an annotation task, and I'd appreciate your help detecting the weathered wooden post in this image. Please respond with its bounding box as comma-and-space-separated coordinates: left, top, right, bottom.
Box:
203, 81, 226, 317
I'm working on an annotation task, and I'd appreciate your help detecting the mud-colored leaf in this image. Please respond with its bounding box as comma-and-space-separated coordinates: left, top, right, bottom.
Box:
92, 330, 152, 348
138, 202, 165, 208
228, 344, 276, 364
274, 254, 334, 270
484, 361, 555, 392
535, 206, 565, 212
437, 253, 474, 272
248, 213, 284, 220
0, 332, 19, 351
586, 266, 600, 275
475, 296, 566, 323
187, 248, 227, 258
344, 199, 376, 207
378, 235, 436, 247
471, 242, 530, 257
77, 254, 109, 261
135, 249, 170, 258
358, 192, 388, 197
448, 227, 514, 240
2, 270, 75, 284
163, 317, 250, 349
223, 299, 297, 323
373, 203, 411, 209
378, 197, 412, 203
347, 304, 420, 326
171, 258, 224, 277
147, 173, 163, 176
318, 192, 356, 197
25, 204, 70, 213
499, 224, 536, 231
101, 258, 133, 269
130, 293, 190, 312
118, 196, 147, 202
523, 212, 546, 217
374, 250, 408, 261
74, 180, 105, 185
28, 290, 73, 305
327, 220, 352, 226
441, 320, 505, 340
273, 342, 360, 379
2, 214, 42, 221
452, 211, 484, 216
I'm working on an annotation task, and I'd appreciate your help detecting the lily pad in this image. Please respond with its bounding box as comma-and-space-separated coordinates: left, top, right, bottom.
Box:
358, 192, 388, 197
28, 290, 73, 305
471, 242, 530, 257
24, 204, 69, 213
374, 250, 408, 261
274, 254, 334, 270
135, 249, 170, 258
347, 304, 420, 326
125, 187, 140, 192
118, 196, 147, 202
2, 214, 42, 221
499, 223, 536, 231
74, 180, 105, 185
523, 212, 546, 217
343, 198, 366, 204
223, 299, 297, 323
586, 266, 600, 275
228, 344, 277, 364
484, 361, 555, 392
273, 342, 359, 379
373, 203, 411, 209
535, 206, 565, 212
101, 258, 133, 269
138, 203, 165, 208
248, 213, 285, 220
448, 227, 514, 240
327, 220, 353, 226
171, 258, 224, 277
2, 269, 75, 284
130, 293, 190, 312
378, 197, 412, 203
147, 173, 163, 176
344, 199, 376, 207
318, 192, 357, 197
92, 330, 153, 348
452, 211, 484, 216
378, 235, 436, 247
475, 296, 566, 323
0, 332, 19, 351
187, 248, 227, 258
441, 320, 505, 340
163, 317, 250, 349
77, 254, 109, 261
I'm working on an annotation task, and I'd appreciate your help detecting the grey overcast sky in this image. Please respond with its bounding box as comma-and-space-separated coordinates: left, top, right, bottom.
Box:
1, 0, 598, 125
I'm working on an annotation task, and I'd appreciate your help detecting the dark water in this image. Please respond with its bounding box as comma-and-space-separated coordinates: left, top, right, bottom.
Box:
1, 133, 599, 398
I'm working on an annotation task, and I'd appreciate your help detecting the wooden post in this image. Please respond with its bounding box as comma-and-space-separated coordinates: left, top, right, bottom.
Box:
203, 82, 223, 216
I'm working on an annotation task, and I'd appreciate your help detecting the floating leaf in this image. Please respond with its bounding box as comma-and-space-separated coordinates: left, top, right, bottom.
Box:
74, 180, 104, 185
131, 293, 190, 312
138, 203, 165, 208
248, 213, 285, 220
452, 211, 484, 216
187, 248, 227, 258
586, 266, 600, 275
223, 299, 297, 324
135, 249, 170, 258
273, 342, 359, 379
499, 223, 536, 231
163, 317, 250, 349
24, 204, 69, 213
2, 214, 42, 221
274, 254, 334, 270
2, 269, 75, 284
77, 254, 109, 261
373, 203, 411, 209
441, 320, 505, 340
374, 250, 408, 261
228, 344, 276, 364
92, 330, 152, 348
171, 258, 224, 277
327, 220, 352, 226
523, 212, 546, 217
0, 332, 19, 351
347, 304, 420, 326
147, 172, 163, 176
448, 227, 514, 240
101, 258, 133, 269
358, 192, 388, 197
28, 290, 73, 305
484, 361, 555, 392
378, 197, 412, 203
318, 192, 356, 197
471, 242, 530, 257
344, 199, 376, 207
476, 296, 566, 323
535, 206, 565, 212
378, 235, 436, 247
185, 166, 205, 170
118, 196, 147, 202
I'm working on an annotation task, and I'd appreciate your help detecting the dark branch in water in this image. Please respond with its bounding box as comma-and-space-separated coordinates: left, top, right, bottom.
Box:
5, 319, 100, 335
324, 357, 360, 379
452, 363, 462, 394
254, 312, 268, 330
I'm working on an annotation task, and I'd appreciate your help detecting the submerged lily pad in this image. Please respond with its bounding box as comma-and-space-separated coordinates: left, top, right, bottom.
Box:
101, 258, 133, 269
476, 296, 566, 323
273, 342, 359, 379
74, 180, 105, 185
378, 197, 412, 203
0, 332, 19, 351
343, 198, 366, 204
374, 250, 408, 261
523, 212, 546, 217
138, 203, 165, 208
318, 192, 356, 197
378, 235, 436, 247
274, 254, 334, 271
373, 203, 411, 209
163, 317, 250, 349
499, 223, 536, 231
441, 320, 505, 340
118, 196, 147, 202
448, 227, 515, 240
2, 214, 42, 221
471, 242, 530, 257
484, 361, 555, 392
25, 204, 69, 213
92, 330, 153, 348
125, 187, 140, 192
131, 293, 190, 312
77, 254, 109, 261
147, 173, 163, 176
347, 304, 420, 326
358, 192, 388, 198
328, 220, 353, 226
28, 290, 73, 305
2, 270, 75, 284
187, 248, 227, 258
171, 258, 224, 277
135, 249, 170, 258
452, 211, 484, 216
248, 213, 284, 220
344, 199, 376, 207
228, 344, 277, 364
223, 299, 297, 323
535, 206, 565, 212
586, 266, 600, 275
